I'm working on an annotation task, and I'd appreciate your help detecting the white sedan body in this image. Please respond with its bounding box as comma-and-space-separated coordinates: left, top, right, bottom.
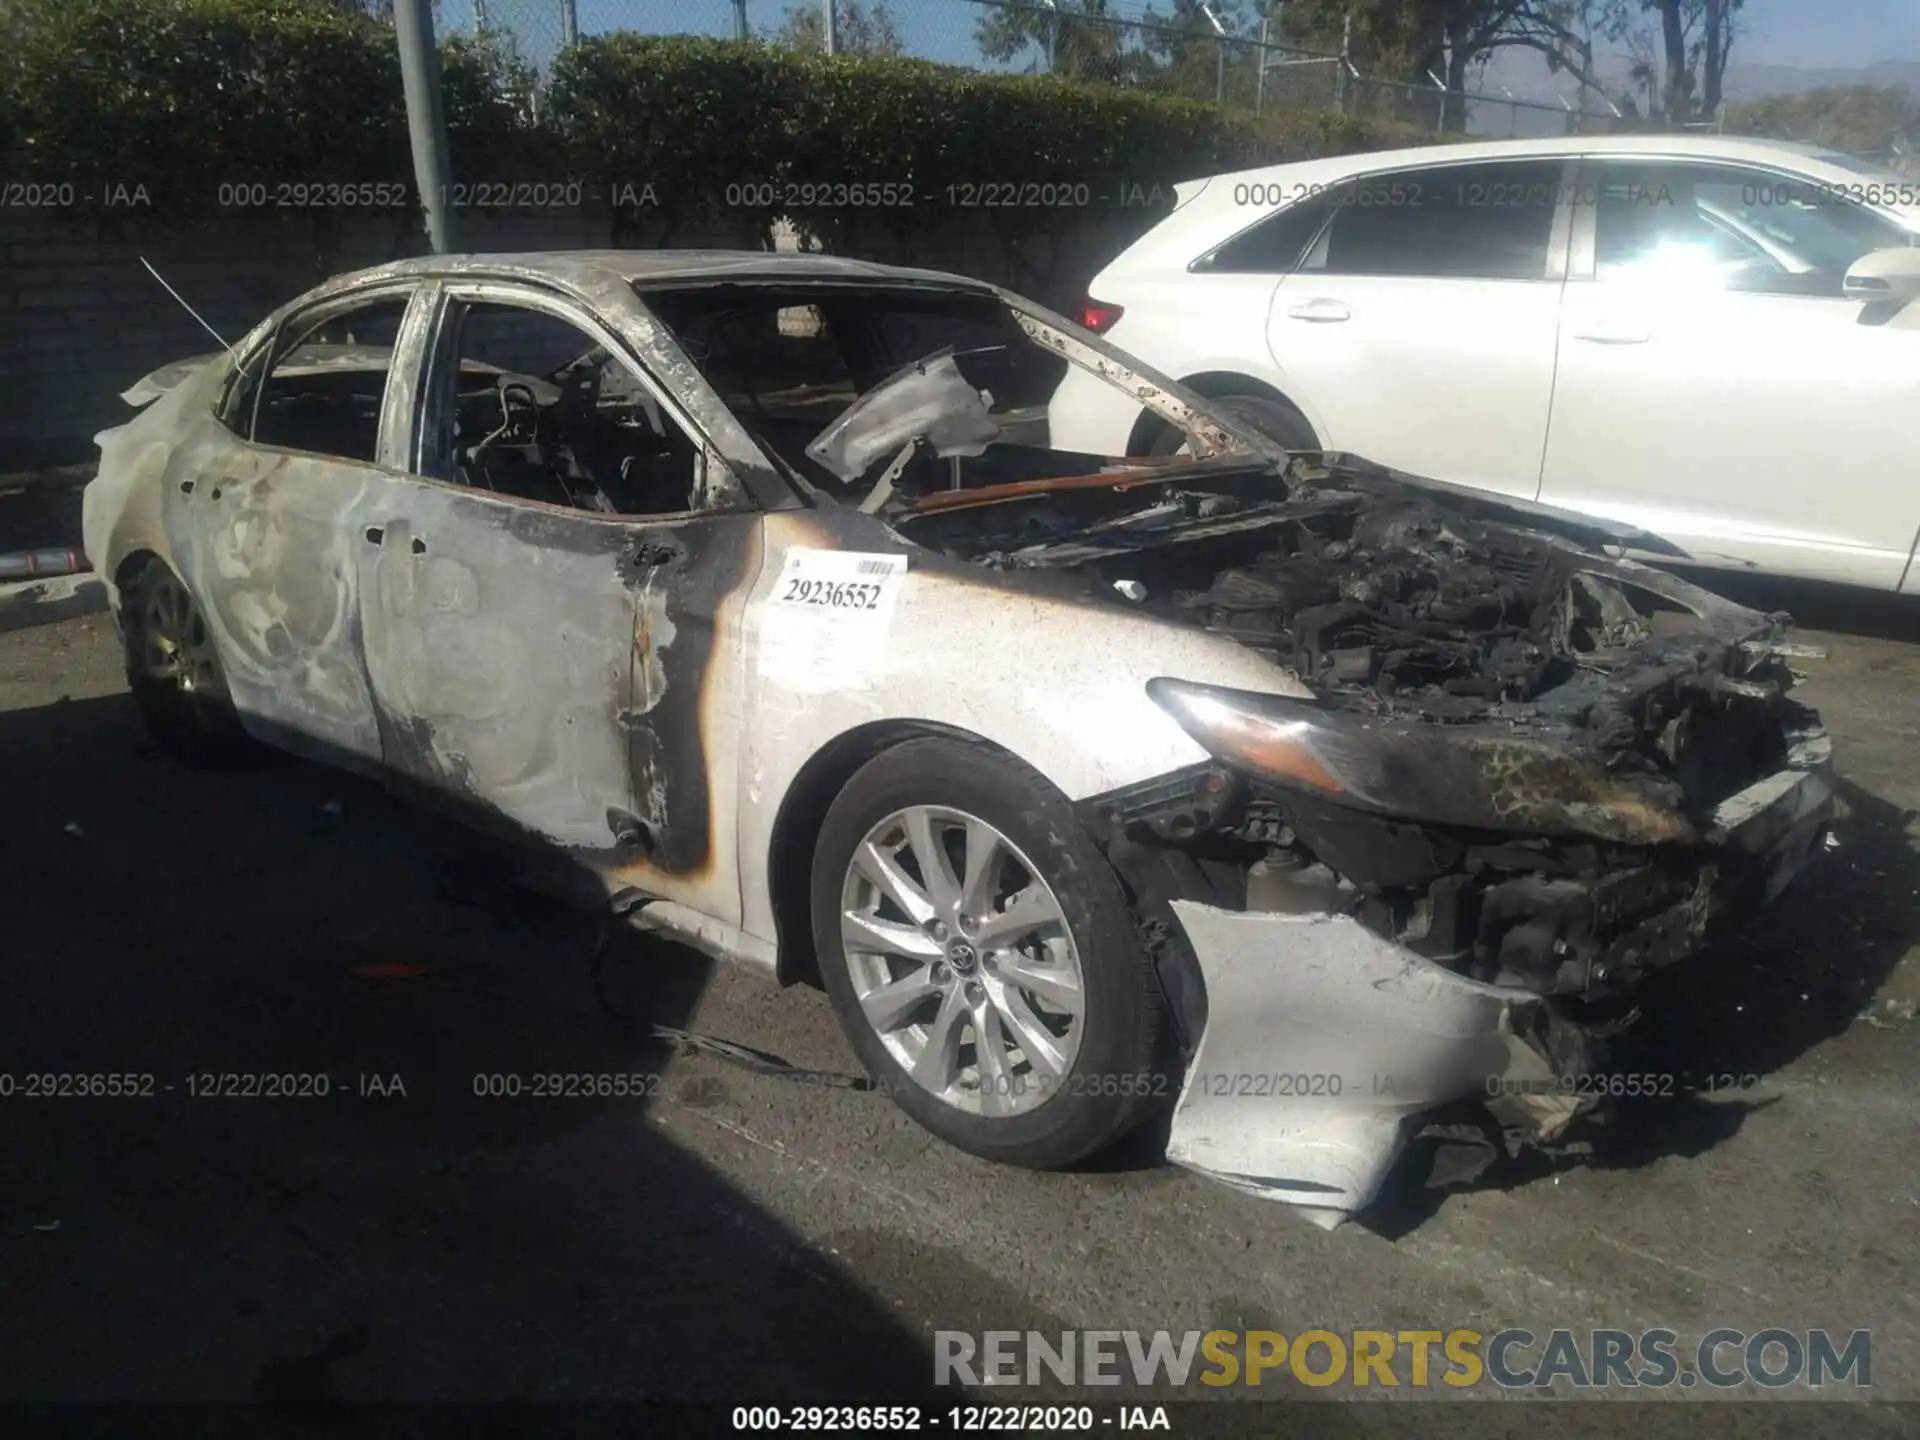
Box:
1049, 134, 1920, 592
85, 251, 1832, 1229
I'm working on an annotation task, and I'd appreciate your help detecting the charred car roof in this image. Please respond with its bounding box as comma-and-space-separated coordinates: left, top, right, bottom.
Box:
301, 250, 1007, 299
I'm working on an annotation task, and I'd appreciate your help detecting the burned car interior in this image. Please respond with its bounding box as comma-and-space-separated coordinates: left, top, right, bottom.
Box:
240, 298, 410, 464
233, 280, 1213, 522
423, 300, 703, 517
646, 284, 1159, 505
228, 290, 710, 517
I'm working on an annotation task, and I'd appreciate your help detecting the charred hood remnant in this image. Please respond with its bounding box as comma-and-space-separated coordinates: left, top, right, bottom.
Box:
894, 452, 1832, 1003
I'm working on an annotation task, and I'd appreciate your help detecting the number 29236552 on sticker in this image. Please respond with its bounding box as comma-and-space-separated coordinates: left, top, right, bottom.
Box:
756, 549, 908, 694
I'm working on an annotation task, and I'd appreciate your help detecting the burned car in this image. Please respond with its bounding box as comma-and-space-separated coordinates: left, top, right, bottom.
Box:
84, 252, 1833, 1228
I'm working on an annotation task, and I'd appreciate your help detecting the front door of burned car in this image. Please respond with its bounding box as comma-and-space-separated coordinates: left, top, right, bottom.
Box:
359, 280, 758, 920
172, 284, 424, 768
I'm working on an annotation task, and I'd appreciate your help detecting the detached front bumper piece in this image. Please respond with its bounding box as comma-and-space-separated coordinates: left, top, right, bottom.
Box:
1163, 753, 1836, 1229
1164, 907, 1564, 1229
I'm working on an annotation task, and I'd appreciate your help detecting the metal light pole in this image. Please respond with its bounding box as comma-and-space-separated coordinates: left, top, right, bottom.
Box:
1336, 11, 1351, 110
824, 0, 837, 54
1201, 3, 1227, 106
733, 0, 749, 41
394, 0, 456, 253
1037, 0, 1058, 74
560, 0, 578, 47
1255, 14, 1267, 115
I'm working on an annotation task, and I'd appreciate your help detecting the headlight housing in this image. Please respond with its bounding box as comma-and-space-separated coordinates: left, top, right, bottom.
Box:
1146, 677, 1696, 845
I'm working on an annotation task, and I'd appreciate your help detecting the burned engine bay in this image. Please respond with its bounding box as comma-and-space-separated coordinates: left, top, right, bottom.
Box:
893, 452, 1831, 1007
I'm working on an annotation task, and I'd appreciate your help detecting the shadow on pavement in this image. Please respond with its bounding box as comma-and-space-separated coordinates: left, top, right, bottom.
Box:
0, 690, 966, 1411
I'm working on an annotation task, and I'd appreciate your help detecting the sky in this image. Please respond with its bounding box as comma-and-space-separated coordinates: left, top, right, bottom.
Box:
1735, 0, 1920, 69
444, 1, 1920, 91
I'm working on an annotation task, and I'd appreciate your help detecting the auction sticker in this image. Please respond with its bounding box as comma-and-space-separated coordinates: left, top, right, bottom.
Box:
757, 548, 909, 692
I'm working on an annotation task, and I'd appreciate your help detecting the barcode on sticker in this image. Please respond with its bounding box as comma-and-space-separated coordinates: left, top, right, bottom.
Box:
855, 557, 899, 575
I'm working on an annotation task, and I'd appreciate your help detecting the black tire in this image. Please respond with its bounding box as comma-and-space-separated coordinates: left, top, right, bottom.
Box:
120, 558, 255, 767
1151, 389, 1319, 456
811, 736, 1168, 1170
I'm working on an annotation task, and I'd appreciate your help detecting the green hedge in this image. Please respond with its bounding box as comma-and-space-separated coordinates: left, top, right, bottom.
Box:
1, 0, 1416, 229
548, 34, 1405, 230
0, 0, 538, 212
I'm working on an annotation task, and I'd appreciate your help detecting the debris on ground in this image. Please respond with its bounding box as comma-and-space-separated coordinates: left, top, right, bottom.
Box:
1860, 997, 1916, 1030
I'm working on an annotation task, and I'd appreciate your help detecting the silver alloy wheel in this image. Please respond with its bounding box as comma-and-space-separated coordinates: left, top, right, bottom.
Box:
137, 568, 221, 698
839, 805, 1086, 1117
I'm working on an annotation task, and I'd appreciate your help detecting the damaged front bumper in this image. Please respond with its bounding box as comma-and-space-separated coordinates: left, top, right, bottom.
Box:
1161, 751, 1835, 1228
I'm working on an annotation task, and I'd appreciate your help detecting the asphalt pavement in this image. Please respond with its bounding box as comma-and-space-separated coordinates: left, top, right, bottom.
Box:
1, 580, 1916, 1437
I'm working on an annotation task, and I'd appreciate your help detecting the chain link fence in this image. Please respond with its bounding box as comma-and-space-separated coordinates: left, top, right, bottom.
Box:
449, 0, 1619, 135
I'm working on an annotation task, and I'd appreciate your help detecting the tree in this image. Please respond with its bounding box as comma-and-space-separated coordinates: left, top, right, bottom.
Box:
1504, 0, 1745, 126
1279, 0, 1536, 131
973, 0, 1155, 86
771, 0, 906, 57
1726, 85, 1920, 167
1138, 0, 1255, 104
973, 0, 1264, 99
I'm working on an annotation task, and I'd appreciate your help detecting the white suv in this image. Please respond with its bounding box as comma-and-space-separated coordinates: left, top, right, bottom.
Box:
1049, 135, 1920, 591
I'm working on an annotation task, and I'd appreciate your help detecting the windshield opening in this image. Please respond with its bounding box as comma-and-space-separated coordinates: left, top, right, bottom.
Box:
642, 283, 1249, 508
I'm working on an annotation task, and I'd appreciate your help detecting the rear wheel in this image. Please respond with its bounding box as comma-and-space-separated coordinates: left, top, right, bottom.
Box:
121, 559, 254, 767
1150, 389, 1319, 456
811, 737, 1167, 1169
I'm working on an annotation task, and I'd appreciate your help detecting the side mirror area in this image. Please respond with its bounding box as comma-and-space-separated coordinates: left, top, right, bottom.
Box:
1843, 246, 1920, 308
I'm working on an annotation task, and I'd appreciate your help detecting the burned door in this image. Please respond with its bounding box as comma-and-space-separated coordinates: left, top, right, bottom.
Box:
354, 281, 758, 915
169, 286, 422, 768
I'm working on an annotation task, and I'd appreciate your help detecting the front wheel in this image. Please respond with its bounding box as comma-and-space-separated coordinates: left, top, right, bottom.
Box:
811, 737, 1168, 1169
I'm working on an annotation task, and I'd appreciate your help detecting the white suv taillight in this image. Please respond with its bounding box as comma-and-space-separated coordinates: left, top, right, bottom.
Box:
1078, 298, 1124, 334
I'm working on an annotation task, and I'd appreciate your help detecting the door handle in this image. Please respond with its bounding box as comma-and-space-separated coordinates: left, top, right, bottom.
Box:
1286, 299, 1352, 323
1573, 326, 1650, 345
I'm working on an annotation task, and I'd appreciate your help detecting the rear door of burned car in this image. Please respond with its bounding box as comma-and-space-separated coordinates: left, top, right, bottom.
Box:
171, 283, 426, 768
360, 276, 762, 921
